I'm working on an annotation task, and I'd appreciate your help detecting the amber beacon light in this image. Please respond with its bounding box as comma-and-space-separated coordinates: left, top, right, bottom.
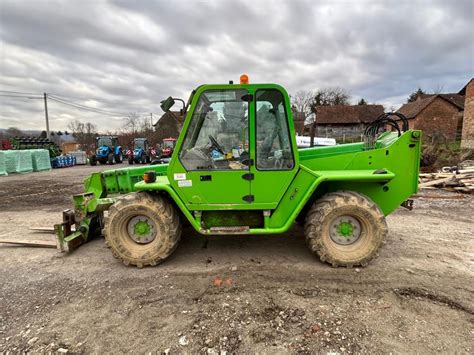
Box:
240, 74, 249, 84
143, 171, 156, 183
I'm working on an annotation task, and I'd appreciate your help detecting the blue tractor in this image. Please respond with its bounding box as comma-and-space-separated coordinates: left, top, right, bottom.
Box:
89, 136, 123, 165
127, 138, 152, 164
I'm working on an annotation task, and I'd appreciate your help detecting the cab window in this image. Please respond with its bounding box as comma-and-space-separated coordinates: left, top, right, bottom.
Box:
180, 89, 249, 170
255, 90, 294, 170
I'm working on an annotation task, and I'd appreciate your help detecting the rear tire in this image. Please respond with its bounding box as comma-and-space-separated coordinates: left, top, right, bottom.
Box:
115, 154, 122, 164
304, 191, 387, 267
108, 153, 115, 165
104, 192, 182, 268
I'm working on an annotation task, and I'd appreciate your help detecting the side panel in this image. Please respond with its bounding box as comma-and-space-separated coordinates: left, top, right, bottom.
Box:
172, 170, 250, 205
300, 131, 421, 215
267, 168, 318, 228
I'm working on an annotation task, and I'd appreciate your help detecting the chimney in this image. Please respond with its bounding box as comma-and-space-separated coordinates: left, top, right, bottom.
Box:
461, 79, 474, 149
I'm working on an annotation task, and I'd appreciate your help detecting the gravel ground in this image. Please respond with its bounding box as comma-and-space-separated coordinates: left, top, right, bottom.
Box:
0, 165, 473, 354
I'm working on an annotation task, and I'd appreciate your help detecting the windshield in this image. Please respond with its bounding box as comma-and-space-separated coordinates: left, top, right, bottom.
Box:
163, 140, 175, 148
98, 137, 112, 147
179, 89, 249, 170
134, 140, 145, 149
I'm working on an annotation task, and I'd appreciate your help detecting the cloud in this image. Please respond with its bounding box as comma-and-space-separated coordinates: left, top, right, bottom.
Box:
0, 0, 472, 131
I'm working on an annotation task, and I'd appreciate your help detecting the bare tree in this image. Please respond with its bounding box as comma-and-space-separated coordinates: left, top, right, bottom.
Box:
312, 87, 350, 110
124, 112, 140, 134
291, 90, 314, 116
431, 84, 444, 94
68, 120, 97, 149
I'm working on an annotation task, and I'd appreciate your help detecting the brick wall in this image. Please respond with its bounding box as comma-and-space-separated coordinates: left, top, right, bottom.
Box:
461, 80, 474, 148
412, 97, 461, 141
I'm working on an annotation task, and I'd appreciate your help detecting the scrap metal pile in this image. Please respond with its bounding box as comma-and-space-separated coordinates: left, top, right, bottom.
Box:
419, 160, 474, 194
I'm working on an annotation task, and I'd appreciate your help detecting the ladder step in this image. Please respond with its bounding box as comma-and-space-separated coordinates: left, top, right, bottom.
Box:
209, 226, 250, 234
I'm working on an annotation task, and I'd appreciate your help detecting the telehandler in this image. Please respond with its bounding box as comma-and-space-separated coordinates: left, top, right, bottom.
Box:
55, 75, 421, 268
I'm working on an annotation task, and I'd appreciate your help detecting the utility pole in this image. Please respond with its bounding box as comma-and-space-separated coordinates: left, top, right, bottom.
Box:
43, 93, 50, 140
150, 112, 153, 129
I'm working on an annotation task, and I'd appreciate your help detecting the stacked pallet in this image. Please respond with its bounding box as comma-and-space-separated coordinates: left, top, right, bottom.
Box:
419, 160, 474, 194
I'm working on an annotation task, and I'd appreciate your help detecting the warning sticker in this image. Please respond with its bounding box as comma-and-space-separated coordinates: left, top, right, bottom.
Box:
178, 179, 192, 187
174, 173, 186, 181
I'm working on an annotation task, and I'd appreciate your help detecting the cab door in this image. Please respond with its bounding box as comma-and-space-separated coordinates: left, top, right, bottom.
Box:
169, 88, 252, 206
249, 88, 298, 208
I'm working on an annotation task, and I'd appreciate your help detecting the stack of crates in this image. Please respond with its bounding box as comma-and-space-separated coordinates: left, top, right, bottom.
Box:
0, 152, 7, 176
52, 155, 76, 168
4, 150, 33, 174
30, 149, 52, 172
69, 151, 87, 165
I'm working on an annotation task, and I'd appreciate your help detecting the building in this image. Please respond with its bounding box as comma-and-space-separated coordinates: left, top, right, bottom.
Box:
61, 141, 81, 154
460, 79, 474, 148
302, 105, 384, 141
153, 111, 185, 142
292, 111, 307, 135
396, 79, 474, 144
397, 93, 464, 142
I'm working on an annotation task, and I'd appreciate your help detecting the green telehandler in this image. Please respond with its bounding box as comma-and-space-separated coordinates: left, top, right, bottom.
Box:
55, 75, 421, 268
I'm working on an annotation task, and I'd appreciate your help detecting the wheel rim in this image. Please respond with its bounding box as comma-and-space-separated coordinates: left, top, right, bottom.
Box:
127, 215, 157, 244
329, 215, 361, 245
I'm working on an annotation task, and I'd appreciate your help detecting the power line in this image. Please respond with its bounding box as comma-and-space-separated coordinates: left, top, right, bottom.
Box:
48, 94, 126, 115
2, 89, 154, 110
1, 89, 154, 112
49, 92, 150, 108
0, 94, 42, 99
48, 96, 127, 117
0, 89, 43, 96
1, 89, 158, 119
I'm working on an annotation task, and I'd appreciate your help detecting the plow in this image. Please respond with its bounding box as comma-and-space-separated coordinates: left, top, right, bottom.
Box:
3, 76, 421, 268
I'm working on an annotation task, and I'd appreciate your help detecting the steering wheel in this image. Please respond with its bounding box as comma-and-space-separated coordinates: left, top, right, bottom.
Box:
208, 135, 225, 155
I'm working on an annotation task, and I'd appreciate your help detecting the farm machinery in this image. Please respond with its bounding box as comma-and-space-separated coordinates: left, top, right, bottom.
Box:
54, 75, 421, 268
89, 136, 123, 165
127, 138, 154, 164
161, 137, 177, 157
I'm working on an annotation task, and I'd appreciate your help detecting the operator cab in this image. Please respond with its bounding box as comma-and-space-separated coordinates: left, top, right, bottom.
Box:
167, 75, 298, 207
179, 89, 294, 171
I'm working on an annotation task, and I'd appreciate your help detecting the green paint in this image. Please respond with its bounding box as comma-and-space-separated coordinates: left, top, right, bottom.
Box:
337, 221, 353, 237
56, 81, 421, 247
133, 220, 151, 236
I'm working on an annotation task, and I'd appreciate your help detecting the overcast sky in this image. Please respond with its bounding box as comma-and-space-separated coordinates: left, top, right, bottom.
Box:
0, 0, 473, 132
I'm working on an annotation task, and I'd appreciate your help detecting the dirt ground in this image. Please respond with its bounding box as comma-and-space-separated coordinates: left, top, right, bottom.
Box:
0, 165, 473, 354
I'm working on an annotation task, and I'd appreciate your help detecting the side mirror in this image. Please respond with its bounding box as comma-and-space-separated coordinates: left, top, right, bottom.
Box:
160, 96, 175, 112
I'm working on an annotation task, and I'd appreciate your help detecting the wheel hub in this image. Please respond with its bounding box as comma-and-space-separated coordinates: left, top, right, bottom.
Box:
329, 215, 361, 245
127, 216, 157, 244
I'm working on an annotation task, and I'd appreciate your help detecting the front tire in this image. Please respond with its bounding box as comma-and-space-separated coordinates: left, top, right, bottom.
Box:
104, 192, 182, 268
304, 191, 387, 267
